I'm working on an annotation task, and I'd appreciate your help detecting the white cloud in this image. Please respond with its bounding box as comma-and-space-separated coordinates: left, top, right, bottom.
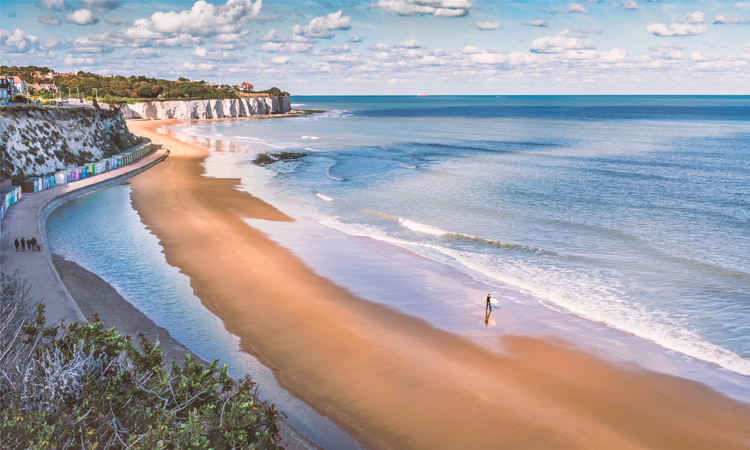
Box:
524, 19, 549, 27
736, 2, 750, 8
129, 48, 163, 58
366, 40, 423, 51
319, 54, 361, 63
123, 0, 262, 39
685, 11, 706, 24
470, 51, 539, 65
310, 44, 351, 56
78, 0, 121, 13
646, 22, 709, 36
106, 17, 121, 25
648, 42, 685, 59
599, 48, 628, 62
462, 44, 482, 54
476, 21, 500, 30
621, 0, 639, 10
1, 28, 40, 52
190, 46, 242, 60
38, 13, 61, 25
713, 12, 750, 24
212, 31, 249, 49
0, 28, 58, 54
269, 56, 290, 64
690, 51, 707, 61
567, 3, 588, 14
576, 27, 603, 35
63, 53, 95, 65
292, 10, 351, 39
367, 42, 395, 51
530, 29, 596, 54
36, 0, 67, 11
260, 42, 314, 53
400, 38, 422, 48
65, 9, 99, 25
374, 0, 472, 18
348, 34, 363, 42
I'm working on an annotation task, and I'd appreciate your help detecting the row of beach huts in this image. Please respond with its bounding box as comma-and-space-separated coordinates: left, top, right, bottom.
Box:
0, 142, 151, 235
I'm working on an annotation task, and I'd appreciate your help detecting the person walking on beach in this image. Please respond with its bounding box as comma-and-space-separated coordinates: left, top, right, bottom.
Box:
14, 238, 20, 252
486, 293, 492, 312
27, 239, 33, 252
20, 237, 26, 252
30, 237, 37, 251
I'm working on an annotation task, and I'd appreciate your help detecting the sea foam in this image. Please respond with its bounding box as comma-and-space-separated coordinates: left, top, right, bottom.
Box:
321, 215, 750, 376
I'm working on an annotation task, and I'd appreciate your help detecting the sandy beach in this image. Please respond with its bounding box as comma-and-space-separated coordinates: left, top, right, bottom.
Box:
124, 118, 750, 450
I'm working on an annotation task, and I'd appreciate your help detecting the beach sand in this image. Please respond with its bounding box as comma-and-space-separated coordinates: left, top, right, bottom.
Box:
125, 118, 750, 450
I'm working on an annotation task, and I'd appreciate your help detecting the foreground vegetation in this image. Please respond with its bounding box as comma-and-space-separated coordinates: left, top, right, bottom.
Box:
0, 273, 283, 449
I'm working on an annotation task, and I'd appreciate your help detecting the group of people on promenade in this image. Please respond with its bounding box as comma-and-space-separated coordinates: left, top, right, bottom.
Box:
14, 237, 41, 252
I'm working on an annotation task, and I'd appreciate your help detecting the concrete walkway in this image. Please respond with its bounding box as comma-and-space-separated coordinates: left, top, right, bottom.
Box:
0, 148, 169, 326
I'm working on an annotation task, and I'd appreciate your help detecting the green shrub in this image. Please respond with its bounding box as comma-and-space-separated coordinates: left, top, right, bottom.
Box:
0, 275, 283, 450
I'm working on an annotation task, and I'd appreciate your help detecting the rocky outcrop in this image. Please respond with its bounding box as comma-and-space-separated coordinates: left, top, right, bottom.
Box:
0, 107, 141, 182
121, 96, 291, 120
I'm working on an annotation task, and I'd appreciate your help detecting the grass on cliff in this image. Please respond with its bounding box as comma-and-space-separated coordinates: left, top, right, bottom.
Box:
0, 272, 284, 450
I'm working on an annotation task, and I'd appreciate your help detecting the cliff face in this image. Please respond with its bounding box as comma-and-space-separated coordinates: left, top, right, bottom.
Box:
0, 107, 140, 182
122, 96, 291, 120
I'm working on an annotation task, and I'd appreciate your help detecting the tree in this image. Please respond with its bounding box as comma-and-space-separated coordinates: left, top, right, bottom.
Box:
11, 94, 26, 103
136, 85, 153, 98
168, 89, 184, 98
92, 96, 100, 109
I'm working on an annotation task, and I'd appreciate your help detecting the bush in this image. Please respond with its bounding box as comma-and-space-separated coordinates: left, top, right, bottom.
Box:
0, 273, 283, 450
256, 87, 290, 96
11, 94, 26, 103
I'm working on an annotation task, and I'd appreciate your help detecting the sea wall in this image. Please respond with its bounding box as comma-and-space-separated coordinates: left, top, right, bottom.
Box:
122, 96, 291, 120
0, 107, 140, 182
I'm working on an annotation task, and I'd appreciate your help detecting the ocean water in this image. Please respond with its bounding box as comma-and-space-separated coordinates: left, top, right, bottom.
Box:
173, 96, 750, 378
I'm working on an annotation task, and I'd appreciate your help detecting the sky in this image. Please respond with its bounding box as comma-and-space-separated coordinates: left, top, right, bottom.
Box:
1, 0, 749, 94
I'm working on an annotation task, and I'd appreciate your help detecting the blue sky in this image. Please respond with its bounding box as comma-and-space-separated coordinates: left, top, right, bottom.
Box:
2, 0, 749, 94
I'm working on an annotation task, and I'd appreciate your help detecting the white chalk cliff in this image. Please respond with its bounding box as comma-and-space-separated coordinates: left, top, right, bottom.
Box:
122, 96, 291, 120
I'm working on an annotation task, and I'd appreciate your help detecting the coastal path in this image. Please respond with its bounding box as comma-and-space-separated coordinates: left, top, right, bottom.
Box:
0, 147, 169, 326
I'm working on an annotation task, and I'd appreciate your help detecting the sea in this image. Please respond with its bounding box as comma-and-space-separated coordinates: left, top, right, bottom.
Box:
47, 96, 750, 419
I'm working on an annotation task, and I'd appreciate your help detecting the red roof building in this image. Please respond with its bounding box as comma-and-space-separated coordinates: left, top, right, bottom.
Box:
241, 82, 253, 91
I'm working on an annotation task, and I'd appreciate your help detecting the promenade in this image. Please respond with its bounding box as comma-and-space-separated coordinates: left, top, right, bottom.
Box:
0, 147, 169, 326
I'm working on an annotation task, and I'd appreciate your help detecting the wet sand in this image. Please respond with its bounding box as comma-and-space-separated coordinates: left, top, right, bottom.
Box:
126, 118, 750, 450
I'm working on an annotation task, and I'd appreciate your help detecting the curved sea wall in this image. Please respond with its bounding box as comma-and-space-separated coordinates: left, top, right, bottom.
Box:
122, 96, 291, 120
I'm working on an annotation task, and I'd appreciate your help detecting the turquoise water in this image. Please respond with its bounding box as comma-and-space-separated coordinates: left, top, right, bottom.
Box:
176, 95, 750, 377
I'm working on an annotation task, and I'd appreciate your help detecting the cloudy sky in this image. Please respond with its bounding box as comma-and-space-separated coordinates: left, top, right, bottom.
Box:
2, 0, 749, 94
